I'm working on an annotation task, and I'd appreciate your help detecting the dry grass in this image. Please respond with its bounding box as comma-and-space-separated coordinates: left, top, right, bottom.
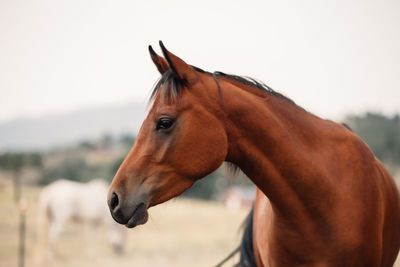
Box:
0, 185, 247, 267
1, 184, 400, 267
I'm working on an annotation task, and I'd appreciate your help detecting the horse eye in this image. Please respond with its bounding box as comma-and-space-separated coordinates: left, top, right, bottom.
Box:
156, 117, 174, 130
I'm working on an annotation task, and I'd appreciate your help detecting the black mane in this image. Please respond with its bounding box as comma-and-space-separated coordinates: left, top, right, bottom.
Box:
214, 71, 295, 105
150, 66, 295, 105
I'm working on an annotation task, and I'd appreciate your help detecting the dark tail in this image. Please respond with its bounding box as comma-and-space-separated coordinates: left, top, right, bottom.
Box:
215, 206, 256, 267
238, 206, 257, 267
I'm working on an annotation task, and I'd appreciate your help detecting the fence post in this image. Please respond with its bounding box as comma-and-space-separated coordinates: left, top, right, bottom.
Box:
18, 198, 27, 267
13, 172, 21, 202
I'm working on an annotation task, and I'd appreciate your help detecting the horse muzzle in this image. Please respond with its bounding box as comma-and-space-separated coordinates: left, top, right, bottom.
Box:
108, 190, 149, 228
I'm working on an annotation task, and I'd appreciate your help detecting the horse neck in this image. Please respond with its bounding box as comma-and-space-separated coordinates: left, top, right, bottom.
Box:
220, 80, 341, 218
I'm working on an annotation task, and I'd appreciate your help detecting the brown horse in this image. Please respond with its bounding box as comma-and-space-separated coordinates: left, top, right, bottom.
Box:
107, 41, 400, 266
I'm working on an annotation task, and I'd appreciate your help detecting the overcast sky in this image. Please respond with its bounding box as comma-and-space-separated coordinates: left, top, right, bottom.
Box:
1, 0, 399, 123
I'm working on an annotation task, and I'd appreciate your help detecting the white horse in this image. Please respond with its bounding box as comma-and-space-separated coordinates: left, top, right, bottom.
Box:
36, 179, 127, 260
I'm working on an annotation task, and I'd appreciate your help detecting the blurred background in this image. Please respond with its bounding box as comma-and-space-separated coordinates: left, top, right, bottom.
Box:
0, 0, 399, 266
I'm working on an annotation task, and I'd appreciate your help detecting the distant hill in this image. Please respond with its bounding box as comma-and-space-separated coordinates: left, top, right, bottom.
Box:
0, 102, 147, 151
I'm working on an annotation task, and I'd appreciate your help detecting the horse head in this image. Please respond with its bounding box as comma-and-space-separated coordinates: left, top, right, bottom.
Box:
107, 42, 228, 228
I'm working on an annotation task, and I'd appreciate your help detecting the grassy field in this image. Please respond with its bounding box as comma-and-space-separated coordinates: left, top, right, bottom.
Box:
0, 184, 247, 267
1, 184, 400, 267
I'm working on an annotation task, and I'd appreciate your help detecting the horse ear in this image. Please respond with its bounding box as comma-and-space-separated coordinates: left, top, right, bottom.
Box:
149, 45, 169, 74
159, 41, 198, 84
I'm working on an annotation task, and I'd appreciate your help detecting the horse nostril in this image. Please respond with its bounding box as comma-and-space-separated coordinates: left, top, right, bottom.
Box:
110, 192, 119, 211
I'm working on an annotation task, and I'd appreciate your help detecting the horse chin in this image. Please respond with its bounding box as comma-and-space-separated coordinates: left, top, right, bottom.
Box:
125, 202, 149, 228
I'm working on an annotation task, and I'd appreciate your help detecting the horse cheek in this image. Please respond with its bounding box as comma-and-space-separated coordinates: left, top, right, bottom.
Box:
172, 117, 227, 179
